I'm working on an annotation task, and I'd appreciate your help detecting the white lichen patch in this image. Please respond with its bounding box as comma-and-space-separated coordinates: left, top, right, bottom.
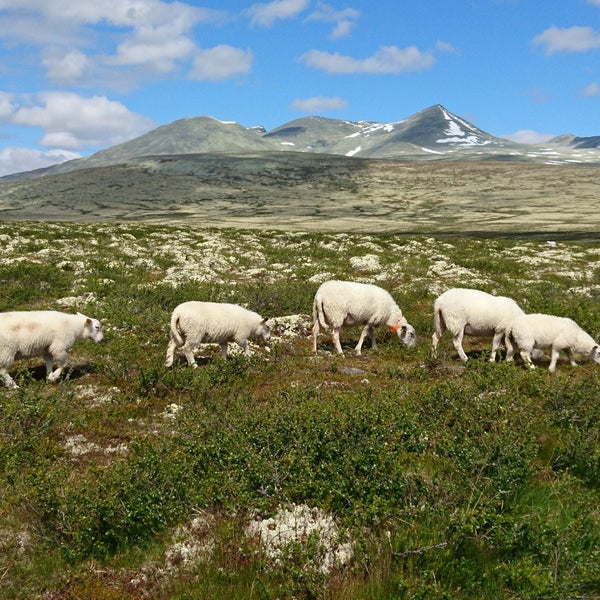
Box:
246, 504, 353, 573
163, 403, 184, 420
269, 314, 313, 340
350, 254, 381, 272
0, 526, 31, 557
426, 259, 489, 293
74, 384, 121, 407
164, 513, 216, 569
63, 434, 127, 457
308, 272, 335, 283
128, 512, 216, 593
55, 291, 97, 308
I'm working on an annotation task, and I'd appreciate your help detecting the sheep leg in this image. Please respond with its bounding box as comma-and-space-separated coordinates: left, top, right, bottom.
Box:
564, 347, 578, 367
46, 351, 67, 382
505, 335, 516, 362
355, 324, 373, 355
453, 329, 469, 362
220, 342, 229, 359
431, 331, 442, 357
431, 309, 446, 357
520, 350, 536, 369
312, 319, 320, 354
548, 348, 561, 372
369, 326, 377, 349
332, 328, 344, 355
237, 340, 251, 356
490, 331, 504, 362
0, 366, 17, 389
181, 342, 198, 368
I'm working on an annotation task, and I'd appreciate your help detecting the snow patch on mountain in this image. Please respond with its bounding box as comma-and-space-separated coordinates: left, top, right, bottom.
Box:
345, 121, 397, 139
436, 106, 491, 146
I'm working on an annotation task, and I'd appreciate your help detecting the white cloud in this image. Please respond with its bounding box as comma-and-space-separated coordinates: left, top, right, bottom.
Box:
10, 92, 155, 149
578, 82, 599, 97
245, 0, 310, 27
0, 92, 16, 119
111, 27, 196, 73
290, 96, 348, 112
190, 46, 254, 80
300, 45, 435, 74
0, 0, 220, 36
0, 1, 224, 82
329, 20, 354, 39
435, 40, 460, 54
532, 26, 600, 54
503, 130, 556, 144
42, 49, 90, 84
305, 3, 360, 39
0, 147, 81, 177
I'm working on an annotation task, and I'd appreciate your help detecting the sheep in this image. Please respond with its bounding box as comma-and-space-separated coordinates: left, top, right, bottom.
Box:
505, 313, 600, 372
432, 288, 525, 362
0, 310, 104, 389
164, 301, 270, 368
312, 280, 416, 355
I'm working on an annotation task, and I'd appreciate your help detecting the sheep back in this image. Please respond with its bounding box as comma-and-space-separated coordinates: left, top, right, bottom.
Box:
507, 313, 597, 353
0, 310, 102, 362
170, 301, 269, 346
434, 288, 524, 336
313, 280, 404, 329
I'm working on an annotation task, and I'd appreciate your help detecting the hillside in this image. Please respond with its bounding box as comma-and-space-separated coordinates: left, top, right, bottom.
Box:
1, 152, 599, 237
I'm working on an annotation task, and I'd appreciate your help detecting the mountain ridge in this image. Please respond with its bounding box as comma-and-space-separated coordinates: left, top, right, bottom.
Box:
3, 104, 600, 180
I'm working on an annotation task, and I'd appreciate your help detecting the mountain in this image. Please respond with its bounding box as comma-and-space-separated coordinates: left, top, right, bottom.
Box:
3, 105, 600, 180
572, 137, 600, 149
19, 116, 275, 178
264, 105, 509, 158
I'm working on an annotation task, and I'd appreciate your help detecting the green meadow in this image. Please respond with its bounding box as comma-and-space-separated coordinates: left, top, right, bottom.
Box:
1, 221, 599, 599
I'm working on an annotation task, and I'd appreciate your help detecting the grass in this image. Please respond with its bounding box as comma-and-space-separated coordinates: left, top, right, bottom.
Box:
0, 221, 599, 599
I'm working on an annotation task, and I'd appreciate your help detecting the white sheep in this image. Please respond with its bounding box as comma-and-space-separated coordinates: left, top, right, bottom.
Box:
165, 301, 270, 367
505, 313, 600, 372
0, 310, 104, 389
432, 288, 525, 362
312, 280, 416, 355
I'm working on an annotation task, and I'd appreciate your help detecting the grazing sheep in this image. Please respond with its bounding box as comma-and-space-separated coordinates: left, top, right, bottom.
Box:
0, 310, 104, 389
432, 288, 525, 362
312, 280, 416, 355
165, 301, 270, 367
505, 313, 600, 372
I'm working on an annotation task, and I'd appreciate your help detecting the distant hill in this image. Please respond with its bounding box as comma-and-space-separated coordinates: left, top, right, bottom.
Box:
548, 134, 600, 149
3, 104, 600, 181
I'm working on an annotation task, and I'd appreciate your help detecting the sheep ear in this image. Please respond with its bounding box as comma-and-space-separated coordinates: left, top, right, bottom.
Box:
261, 318, 269, 324
85, 317, 92, 325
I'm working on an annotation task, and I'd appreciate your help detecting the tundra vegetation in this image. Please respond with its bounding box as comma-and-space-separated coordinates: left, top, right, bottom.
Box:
1, 221, 599, 599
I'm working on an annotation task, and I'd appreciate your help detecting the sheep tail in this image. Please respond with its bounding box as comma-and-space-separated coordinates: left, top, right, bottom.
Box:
433, 306, 445, 338
313, 295, 329, 330
170, 314, 186, 347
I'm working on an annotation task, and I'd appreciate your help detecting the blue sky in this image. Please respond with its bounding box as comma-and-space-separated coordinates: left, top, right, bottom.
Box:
1, 0, 599, 176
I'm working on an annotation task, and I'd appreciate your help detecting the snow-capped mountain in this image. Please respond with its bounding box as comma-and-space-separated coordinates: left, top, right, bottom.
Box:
4, 105, 600, 180
264, 105, 508, 158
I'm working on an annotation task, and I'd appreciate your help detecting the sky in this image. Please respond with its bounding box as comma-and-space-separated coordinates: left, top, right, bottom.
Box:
1, 0, 600, 176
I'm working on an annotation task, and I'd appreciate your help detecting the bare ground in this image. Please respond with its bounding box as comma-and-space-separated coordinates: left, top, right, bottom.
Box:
1, 154, 599, 236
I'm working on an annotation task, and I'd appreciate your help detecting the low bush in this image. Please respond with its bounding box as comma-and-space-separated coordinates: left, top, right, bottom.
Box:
0, 223, 599, 599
